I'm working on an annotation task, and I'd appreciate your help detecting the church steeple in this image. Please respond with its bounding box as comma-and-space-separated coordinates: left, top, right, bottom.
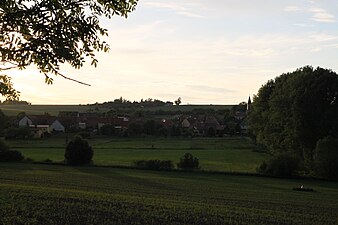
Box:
247, 96, 252, 111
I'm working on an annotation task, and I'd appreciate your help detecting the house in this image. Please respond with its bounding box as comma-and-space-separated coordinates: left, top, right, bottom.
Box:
50, 119, 65, 132
181, 118, 191, 128
18, 115, 65, 134
18, 116, 33, 126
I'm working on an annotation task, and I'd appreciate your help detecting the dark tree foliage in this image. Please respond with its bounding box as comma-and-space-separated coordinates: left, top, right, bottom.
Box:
65, 136, 93, 165
0, 139, 24, 162
100, 124, 115, 135
314, 136, 338, 179
0, 139, 9, 151
133, 160, 174, 170
257, 153, 301, 178
0, 149, 24, 162
0, 109, 6, 136
177, 153, 200, 170
5, 126, 32, 139
0, 75, 19, 100
0, 0, 138, 97
249, 66, 338, 162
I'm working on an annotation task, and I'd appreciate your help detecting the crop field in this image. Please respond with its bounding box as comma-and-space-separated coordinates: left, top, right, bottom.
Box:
0, 104, 231, 116
0, 163, 337, 225
6, 137, 268, 172
0, 104, 94, 116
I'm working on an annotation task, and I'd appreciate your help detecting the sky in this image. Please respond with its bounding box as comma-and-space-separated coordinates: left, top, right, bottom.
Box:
5, 0, 338, 105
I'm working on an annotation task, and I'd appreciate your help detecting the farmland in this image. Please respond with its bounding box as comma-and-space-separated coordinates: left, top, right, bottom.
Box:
1, 163, 338, 225
0, 104, 232, 116
6, 137, 268, 172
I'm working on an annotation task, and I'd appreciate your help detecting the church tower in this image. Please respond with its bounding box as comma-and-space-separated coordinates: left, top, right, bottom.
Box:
247, 96, 252, 111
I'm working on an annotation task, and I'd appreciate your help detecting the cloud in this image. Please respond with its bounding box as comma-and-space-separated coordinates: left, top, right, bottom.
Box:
309, 7, 336, 23
284, 6, 301, 12
310, 47, 321, 52
142, 1, 205, 18
293, 23, 314, 28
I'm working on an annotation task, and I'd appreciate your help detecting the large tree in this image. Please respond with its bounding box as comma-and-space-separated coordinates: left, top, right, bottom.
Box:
0, 0, 138, 99
249, 66, 338, 162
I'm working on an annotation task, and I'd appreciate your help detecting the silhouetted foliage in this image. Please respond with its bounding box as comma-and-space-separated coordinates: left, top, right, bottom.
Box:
77, 131, 91, 139
0, 139, 9, 151
0, 109, 6, 136
174, 97, 182, 106
143, 120, 157, 135
133, 160, 174, 170
0, 139, 24, 162
0, 75, 19, 100
1, 100, 31, 105
0, 1, 138, 98
249, 66, 338, 164
100, 124, 115, 136
257, 153, 301, 178
314, 136, 338, 179
0, 149, 24, 162
5, 127, 32, 139
177, 153, 200, 170
65, 136, 93, 165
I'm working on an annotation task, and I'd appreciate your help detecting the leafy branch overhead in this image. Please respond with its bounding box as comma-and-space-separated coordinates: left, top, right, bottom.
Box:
0, 0, 138, 87
0, 75, 19, 101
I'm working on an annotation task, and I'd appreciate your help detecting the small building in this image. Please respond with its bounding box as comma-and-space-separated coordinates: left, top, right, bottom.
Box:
18, 116, 33, 126
18, 115, 65, 137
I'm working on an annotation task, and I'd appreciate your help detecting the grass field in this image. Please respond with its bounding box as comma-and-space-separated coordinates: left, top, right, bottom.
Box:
1, 163, 337, 225
6, 137, 268, 172
0, 104, 93, 116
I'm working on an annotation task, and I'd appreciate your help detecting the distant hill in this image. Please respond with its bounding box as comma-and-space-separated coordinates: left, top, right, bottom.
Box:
0, 104, 233, 116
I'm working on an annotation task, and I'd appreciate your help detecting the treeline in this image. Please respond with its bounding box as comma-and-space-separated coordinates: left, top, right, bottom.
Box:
0, 100, 31, 105
101, 107, 233, 118
92, 97, 175, 108
249, 66, 338, 179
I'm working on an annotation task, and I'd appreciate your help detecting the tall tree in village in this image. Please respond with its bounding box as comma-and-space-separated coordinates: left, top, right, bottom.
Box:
249, 66, 338, 167
0, 0, 138, 99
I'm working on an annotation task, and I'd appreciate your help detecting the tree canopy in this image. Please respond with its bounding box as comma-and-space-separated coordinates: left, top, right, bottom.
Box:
249, 66, 338, 162
0, 0, 138, 98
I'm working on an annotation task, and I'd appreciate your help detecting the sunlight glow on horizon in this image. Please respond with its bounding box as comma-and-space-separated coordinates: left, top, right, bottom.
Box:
4, 0, 338, 105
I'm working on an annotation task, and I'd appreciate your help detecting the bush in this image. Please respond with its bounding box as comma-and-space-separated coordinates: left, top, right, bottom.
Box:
64, 136, 93, 165
0, 139, 9, 151
177, 153, 200, 170
314, 136, 338, 179
100, 124, 115, 135
0, 149, 24, 162
77, 131, 91, 139
5, 127, 32, 139
0, 139, 24, 162
133, 160, 174, 170
257, 153, 300, 178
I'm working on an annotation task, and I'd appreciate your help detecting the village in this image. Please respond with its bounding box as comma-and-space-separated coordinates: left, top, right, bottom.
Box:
7, 101, 250, 139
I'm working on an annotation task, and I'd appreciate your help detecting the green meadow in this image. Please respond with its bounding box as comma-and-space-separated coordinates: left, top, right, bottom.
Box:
1, 163, 337, 225
6, 137, 268, 172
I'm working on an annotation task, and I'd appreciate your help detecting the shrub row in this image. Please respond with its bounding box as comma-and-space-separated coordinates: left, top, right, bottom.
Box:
133, 160, 174, 170
133, 153, 200, 171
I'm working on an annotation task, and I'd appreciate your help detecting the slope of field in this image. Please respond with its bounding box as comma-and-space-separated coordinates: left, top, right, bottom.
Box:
7, 137, 268, 172
0, 163, 337, 225
0, 104, 232, 116
0, 104, 93, 116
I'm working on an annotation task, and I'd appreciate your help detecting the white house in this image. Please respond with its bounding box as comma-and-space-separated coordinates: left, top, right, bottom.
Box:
18, 116, 33, 126
18, 115, 66, 136
50, 119, 65, 132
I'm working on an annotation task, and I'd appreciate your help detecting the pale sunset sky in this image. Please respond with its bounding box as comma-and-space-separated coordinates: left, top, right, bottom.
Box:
5, 0, 338, 104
